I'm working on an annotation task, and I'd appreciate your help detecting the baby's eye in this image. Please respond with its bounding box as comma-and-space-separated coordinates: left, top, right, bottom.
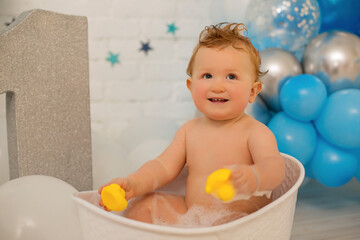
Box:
226, 74, 237, 80
203, 73, 212, 79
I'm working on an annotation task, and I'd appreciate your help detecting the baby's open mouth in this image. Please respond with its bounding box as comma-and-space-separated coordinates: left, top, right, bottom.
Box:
208, 98, 229, 102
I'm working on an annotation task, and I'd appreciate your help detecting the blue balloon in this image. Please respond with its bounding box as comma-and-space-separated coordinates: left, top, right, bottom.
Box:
311, 137, 358, 187
356, 166, 360, 182
348, 146, 360, 160
280, 74, 327, 122
347, 147, 360, 182
314, 89, 360, 149
317, 0, 360, 36
314, 71, 360, 94
250, 96, 272, 125
303, 162, 314, 179
267, 112, 317, 165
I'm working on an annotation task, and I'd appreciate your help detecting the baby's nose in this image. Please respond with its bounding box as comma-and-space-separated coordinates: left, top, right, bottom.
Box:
211, 78, 226, 92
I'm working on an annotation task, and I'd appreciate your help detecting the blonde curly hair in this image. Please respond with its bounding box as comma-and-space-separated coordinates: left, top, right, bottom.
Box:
186, 23, 266, 82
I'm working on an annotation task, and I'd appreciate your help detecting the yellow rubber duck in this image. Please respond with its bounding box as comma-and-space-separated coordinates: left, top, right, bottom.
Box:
101, 184, 128, 211
205, 168, 235, 202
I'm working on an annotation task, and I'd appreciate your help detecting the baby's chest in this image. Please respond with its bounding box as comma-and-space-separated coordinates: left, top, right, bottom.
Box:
185, 132, 253, 170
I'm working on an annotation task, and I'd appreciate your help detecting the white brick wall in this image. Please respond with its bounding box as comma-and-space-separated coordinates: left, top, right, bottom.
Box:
0, 0, 224, 141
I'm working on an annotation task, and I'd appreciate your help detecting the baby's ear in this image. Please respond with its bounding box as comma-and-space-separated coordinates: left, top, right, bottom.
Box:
249, 81, 262, 103
186, 78, 192, 91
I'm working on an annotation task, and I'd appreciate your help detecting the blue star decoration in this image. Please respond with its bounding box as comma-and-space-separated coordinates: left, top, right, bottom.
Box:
106, 51, 120, 66
167, 22, 178, 36
139, 41, 153, 55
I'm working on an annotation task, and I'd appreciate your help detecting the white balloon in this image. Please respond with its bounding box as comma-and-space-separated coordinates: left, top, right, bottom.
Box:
0, 116, 9, 185
126, 139, 170, 173
92, 131, 128, 189
0, 175, 81, 240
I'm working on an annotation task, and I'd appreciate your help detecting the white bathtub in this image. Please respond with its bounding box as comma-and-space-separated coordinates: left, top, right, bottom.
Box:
73, 153, 304, 240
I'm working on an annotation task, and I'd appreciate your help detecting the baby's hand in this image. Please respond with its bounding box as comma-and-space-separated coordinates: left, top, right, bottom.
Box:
230, 165, 259, 195
98, 178, 135, 210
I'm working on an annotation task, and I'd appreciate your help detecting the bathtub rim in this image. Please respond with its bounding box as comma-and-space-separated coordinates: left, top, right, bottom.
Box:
73, 153, 304, 236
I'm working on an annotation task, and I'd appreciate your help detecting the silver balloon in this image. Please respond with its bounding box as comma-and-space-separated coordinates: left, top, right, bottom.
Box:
259, 48, 303, 112
303, 31, 360, 94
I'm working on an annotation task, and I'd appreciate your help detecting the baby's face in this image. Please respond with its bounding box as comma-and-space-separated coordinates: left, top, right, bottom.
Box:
187, 46, 260, 121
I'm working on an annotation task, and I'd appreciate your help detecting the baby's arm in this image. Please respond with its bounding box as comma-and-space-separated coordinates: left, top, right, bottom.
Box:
231, 123, 285, 194
127, 124, 187, 197
99, 124, 187, 200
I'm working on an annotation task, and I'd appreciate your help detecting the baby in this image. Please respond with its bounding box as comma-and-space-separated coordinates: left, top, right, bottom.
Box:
99, 23, 285, 226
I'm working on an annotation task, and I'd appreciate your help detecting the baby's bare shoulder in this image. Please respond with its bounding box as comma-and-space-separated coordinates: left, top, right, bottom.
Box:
183, 117, 202, 129
175, 118, 201, 137
244, 116, 274, 137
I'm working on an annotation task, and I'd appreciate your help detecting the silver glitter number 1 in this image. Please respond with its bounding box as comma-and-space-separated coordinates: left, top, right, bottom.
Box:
0, 9, 92, 190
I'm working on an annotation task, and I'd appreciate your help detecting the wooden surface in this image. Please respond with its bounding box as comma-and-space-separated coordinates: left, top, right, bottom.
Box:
291, 179, 360, 240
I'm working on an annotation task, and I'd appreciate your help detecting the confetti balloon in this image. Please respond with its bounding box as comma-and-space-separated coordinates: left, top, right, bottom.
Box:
267, 112, 317, 165
314, 89, 360, 149
259, 48, 302, 112
311, 137, 358, 187
303, 31, 360, 94
280, 74, 327, 122
246, 0, 321, 58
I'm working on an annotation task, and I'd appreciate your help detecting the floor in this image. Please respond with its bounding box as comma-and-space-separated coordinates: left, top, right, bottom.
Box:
291, 179, 360, 240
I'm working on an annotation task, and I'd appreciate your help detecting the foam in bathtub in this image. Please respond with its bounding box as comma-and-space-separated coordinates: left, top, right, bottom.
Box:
153, 204, 248, 228
230, 190, 272, 201
73, 154, 305, 240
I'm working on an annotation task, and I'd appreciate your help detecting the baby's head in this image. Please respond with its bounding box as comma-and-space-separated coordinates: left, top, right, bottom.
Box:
186, 23, 265, 82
